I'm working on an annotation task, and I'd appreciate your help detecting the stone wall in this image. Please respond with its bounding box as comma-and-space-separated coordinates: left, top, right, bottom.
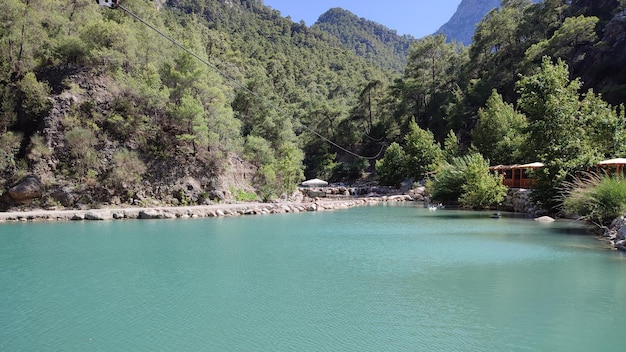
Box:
502, 188, 543, 216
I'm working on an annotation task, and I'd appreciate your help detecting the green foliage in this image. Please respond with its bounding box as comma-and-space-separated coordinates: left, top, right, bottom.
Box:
27, 134, 51, 162
275, 141, 305, 195
472, 90, 527, 165
331, 157, 369, 182
403, 119, 442, 181
313, 8, 412, 73
54, 36, 89, 65
17, 72, 52, 122
561, 174, 626, 225
307, 144, 338, 181
393, 34, 467, 138
525, 15, 599, 63
0, 131, 23, 183
427, 153, 507, 208
375, 142, 407, 187
243, 136, 303, 200
442, 130, 460, 163
516, 57, 607, 209
1, 0, 625, 211
230, 187, 259, 202
109, 149, 147, 192
467, 0, 536, 109
65, 126, 99, 177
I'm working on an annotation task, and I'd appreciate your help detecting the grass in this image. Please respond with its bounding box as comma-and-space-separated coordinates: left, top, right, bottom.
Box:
560, 172, 626, 225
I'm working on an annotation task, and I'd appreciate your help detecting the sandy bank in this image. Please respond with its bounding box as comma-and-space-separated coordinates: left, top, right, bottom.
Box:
0, 195, 416, 223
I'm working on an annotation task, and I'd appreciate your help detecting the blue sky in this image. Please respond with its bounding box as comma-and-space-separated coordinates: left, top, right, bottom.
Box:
262, 0, 463, 38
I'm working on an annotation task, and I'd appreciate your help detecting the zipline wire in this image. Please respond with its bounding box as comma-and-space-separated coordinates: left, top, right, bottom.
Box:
117, 4, 384, 160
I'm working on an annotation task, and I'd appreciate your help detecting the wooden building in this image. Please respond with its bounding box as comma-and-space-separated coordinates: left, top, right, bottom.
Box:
489, 162, 544, 188
597, 158, 626, 177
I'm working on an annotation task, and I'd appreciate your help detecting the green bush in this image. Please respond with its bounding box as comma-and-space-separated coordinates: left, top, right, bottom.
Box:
427, 153, 507, 208
230, 187, 259, 202
109, 149, 147, 192
561, 174, 626, 225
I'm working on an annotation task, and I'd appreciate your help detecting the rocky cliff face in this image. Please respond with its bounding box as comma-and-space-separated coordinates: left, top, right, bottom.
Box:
437, 0, 542, 45
0, 67, 257, 211
437, 0, 501, 45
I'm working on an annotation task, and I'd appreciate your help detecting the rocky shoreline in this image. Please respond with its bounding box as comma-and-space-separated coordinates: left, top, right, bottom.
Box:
602, 216, 626, 252
0, 195, 415, 223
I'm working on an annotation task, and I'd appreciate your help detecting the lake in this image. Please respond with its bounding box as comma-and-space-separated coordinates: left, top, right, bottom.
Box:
1, 203, 625, 351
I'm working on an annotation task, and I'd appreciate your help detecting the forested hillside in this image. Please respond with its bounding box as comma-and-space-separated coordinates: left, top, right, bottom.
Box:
0, 0, 393, 209
379, 0, 626, 211
313, 7, 413, 73
2, 0, 626, 214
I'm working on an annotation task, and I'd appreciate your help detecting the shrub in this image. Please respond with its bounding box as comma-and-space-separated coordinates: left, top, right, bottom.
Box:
561, 173, 626, 225
65, 127, 99, 177
427, 153, 507, 208
0, 131, 24, 185
230, 186, 258, 202
109, 149, 147, 191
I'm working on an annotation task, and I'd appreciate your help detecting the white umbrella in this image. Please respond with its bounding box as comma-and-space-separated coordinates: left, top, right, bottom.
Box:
301, 178, 328, 187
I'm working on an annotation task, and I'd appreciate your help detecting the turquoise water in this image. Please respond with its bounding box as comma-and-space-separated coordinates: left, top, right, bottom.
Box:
1, 203, 626, 351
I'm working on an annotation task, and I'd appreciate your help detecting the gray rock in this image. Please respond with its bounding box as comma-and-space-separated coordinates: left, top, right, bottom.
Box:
534, 216, 555, 223
52, 187, 75, 207
85, 210, 112, 220
617, 227, 626, 241
8, 176, 43, 203
139, 209, 163, 219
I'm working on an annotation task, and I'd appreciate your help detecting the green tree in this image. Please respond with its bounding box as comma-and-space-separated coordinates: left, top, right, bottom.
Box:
579, 93, 626, 158
472, 90, 527, 165
442, 130, 460, 163
275, 141, 305, 196
525, 15, 599, 63
403, 119, 441, 181
516, 57, 600, 209
396, 34, 467, 137
469, 0, 535, 104
375, 142, 407, 187
459, 154, 508, 208
16, 72, 52, 129
171, 93, 208, 155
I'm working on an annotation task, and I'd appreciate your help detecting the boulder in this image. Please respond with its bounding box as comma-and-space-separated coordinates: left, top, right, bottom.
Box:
8, 176, 43, 203
139, 209, 163, 219
85, 210, 112, 221
617, 227, 626, 241
534, 216, 555, 223
52, 187, 75, 207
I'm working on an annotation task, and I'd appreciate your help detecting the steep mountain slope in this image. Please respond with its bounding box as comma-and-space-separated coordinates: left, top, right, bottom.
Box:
0, 0, 390, 209
437, 0, 541, 45
313, 7, 413, 73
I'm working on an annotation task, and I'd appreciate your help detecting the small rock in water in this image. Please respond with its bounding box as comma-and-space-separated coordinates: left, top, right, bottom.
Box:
534, 216, 555, 223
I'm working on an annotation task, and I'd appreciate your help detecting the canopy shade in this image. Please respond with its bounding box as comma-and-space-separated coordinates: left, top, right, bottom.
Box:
301, 178, 328, 187
598, 158, 626, 165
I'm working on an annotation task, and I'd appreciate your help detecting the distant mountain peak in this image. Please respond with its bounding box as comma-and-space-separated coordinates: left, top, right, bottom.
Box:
313, 7, 414, 73
437, 0, 541, 45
